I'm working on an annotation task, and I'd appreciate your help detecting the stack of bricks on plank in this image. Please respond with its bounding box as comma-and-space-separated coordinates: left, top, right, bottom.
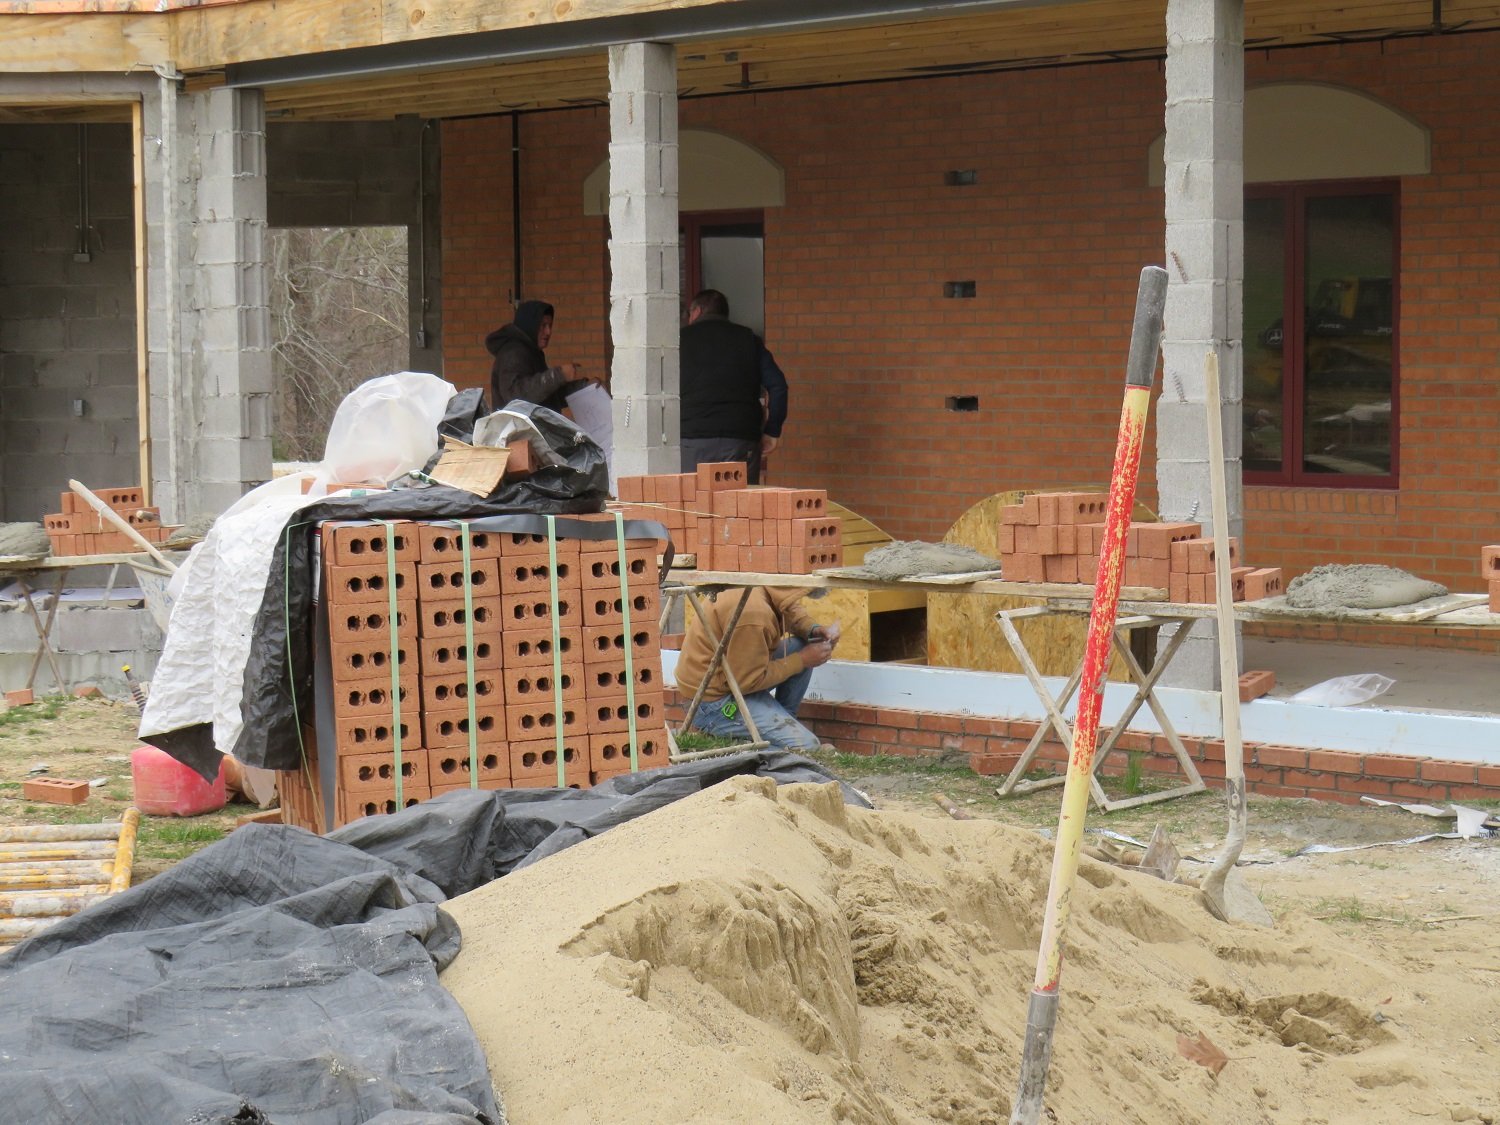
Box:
997, 491, 1285, 602
616, 462, 843, 573
42, 487, 179, 557
1484, 545, 1500, 613
290, 517, 672, 830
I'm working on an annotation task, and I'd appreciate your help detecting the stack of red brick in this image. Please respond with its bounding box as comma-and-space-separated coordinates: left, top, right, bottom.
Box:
998, 491, 1284, 602
1484, 545, 1500, 612
617, 461, 842, 574
278, 518, 671, 831
42, 487, 178, 557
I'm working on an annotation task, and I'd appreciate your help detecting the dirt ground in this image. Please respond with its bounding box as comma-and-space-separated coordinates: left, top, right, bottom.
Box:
0, 695, 259, 880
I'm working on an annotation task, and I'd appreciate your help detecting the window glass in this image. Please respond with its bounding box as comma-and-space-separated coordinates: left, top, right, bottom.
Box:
1244, 196, 1287, 474
1301, 194, 1394, 477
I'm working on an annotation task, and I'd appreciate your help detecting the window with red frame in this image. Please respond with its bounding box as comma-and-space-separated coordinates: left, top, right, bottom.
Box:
1243, 181, 1398, 487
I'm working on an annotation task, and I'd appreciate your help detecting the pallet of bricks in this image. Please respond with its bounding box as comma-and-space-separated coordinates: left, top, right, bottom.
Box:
277, 515, 673, 832
615, 461, 843, 573
996, 491, 1284, 602
42, 487, 177, 557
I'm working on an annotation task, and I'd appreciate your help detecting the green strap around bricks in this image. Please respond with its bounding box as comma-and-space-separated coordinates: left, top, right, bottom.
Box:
459, 520, 479, 789
383, 520, 404, 808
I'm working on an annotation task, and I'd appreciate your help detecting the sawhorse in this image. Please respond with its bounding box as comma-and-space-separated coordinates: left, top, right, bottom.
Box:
993, 606, 1207, 812
659, 583, 770, 761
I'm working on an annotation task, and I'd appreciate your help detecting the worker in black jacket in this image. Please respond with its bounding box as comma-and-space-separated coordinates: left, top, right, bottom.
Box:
679, 289, 788, 483
485, 300, 596, 413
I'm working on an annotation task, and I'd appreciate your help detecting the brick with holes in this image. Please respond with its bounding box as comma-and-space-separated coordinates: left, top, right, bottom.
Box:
426, 746, 510, 787
503, 663, 585, 706
338, 750, 430, 793
762, 488, 828, 520
582, 622, 661, 666
582, 584, 661, 626
422, 668, 504, 713
581, 659, 663, 698
324, 562, 418, 606
497, 555, 579, 596
329, 638, 416, 685
500, 625, 584, 669
322, 520, 419, 568
423, 704, 506, 749
589, 729, 671, 773
417, 559, 500, 600
418, 635, 503, 675
417, 596, 502, 639
509, 739, 591, 784
579, 547, 657, 589
328, 604, 418, 645
338, 786, 428, 826
1482, 545, 1500, 581
587, 693, 665, 734
505, 699, 586, 742
1241, 567, 1284, 601
334, 715, 418, 757
501, 590, 581, 628
330, 678, 419, 722
696, 461, 747, 493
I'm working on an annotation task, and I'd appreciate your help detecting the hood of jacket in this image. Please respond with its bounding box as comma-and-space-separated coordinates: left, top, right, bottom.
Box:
485, 323, 536, 356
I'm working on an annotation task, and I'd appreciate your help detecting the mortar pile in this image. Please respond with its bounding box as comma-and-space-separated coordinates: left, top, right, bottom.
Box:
440, 777, 1493, 1124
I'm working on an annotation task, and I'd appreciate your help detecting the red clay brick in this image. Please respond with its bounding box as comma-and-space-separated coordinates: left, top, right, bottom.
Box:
418, 522, 504, 563
416, 596, 500, 639
1419, 760, 1478, 785
22, 777, 90, 805
587, 693, 665, 734
589, 730, 670, 773
502, 626, 584, 668
329, 637, 416, 684
333, 715, 418, 756
1363, 754, 1426, 780
1306, 749, 1363, 775
578, 548, 657, 589
322, 520, 419, 568
339, 750, 430, 793
419, 635, 503, 675
423, 704, 506, 749
427, 746, 510, 787
324, 561, 418, 606
580, 586, 661, 627
582, 660, 664, 698
1238, 669, 1276, 703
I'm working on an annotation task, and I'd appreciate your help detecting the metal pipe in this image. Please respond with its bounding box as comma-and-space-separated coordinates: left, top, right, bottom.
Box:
109, 808, 141, 894
0, 842, 117, 862
155, 63, 185, 522
511, 111, 523, 307
415, 118, 431, 350
75, 123, 92, 260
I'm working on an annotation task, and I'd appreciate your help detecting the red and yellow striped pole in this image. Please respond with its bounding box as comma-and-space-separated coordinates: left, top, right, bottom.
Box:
1011, 266, 1168, 1125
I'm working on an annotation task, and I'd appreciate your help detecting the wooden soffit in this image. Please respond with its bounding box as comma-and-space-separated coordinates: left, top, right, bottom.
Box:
1, 1, 1498, 122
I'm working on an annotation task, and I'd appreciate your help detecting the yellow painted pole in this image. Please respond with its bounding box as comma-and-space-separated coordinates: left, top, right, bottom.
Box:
1011, 266, 1168, 1125
0, 823, 122, 844
0, 890, 109, 917
108, 808, 141, 894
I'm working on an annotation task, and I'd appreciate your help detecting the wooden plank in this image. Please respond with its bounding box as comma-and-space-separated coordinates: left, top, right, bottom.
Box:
675, 568, 1165, 601
0, 15, 168, 72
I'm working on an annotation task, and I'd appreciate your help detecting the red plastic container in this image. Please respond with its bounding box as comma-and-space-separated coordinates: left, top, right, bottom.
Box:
131, 744, 227, 816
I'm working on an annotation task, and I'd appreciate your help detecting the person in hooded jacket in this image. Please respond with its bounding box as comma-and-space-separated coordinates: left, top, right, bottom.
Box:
485, 300, 596, 413
673, 586, 841, 752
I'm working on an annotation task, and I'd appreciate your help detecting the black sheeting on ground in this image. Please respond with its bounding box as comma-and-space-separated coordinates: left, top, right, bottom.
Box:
0, 753, 867, 1125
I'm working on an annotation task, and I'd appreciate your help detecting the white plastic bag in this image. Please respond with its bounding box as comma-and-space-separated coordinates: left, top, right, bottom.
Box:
565, 383, 615, 492
1290, 673, 1395, 708
320, 372, 456, 486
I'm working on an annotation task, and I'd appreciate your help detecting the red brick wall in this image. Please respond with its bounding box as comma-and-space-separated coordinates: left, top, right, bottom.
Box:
441, 33, 1500, 589
792, 700, 1500, 805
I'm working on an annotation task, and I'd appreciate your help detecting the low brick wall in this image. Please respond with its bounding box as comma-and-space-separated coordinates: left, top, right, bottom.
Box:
790, 701, 1500, 805
1245, 619, 1500, 656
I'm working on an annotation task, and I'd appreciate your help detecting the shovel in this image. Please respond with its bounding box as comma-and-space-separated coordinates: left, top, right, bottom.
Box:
1197, 352, 1273, 928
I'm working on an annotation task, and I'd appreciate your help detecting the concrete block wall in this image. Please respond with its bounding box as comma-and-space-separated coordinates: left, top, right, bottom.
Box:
0, 124, 140, 522
0, 601, 161, 696
440, 33, 1500, 592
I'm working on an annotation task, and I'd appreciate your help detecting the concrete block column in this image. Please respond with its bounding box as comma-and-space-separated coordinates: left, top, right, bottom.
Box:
607, 42, 680, 479
145, 83, 271, 521
1159, 0, 1245, 688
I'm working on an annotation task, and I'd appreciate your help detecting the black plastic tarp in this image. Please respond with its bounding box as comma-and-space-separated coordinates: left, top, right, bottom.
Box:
146, 402, 673, 780
0, 752, 867, 1125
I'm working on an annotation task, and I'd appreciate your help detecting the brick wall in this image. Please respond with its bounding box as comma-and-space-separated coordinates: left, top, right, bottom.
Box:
791, 700, 1500, 805
441, 33, 1500, 589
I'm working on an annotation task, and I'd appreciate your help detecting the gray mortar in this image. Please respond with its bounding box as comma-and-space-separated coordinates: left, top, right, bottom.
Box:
0, 522, 53, 561
164, 512, 217, 548
856, 541, 1000, 582
1285, 563, 1447, 612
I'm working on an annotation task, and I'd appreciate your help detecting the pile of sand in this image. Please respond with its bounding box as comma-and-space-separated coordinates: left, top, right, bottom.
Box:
441, 778, 1497, 1124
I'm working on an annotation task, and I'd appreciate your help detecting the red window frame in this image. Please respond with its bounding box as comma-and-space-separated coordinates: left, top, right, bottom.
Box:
1244, 179, 1401, 489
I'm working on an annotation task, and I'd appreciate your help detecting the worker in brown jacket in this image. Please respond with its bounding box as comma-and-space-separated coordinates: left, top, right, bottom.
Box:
673, 586, 841, 752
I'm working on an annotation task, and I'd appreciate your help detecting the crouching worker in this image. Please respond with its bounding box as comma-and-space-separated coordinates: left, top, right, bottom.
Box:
674, 587, 841, 752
